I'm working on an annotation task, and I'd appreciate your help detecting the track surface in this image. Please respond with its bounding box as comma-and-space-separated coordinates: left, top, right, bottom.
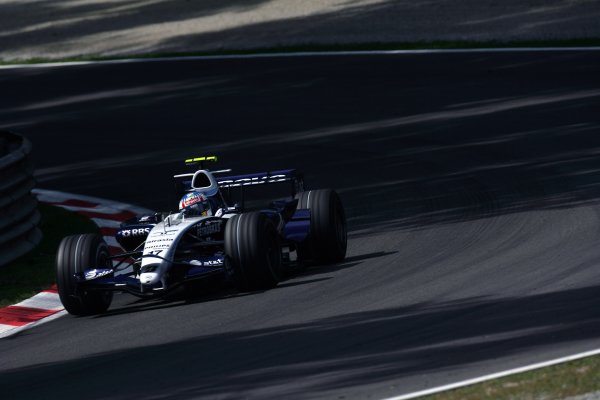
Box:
1, 52, 600, 399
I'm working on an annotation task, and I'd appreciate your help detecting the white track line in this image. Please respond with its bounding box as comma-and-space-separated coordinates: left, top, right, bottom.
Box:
2, 47, 600, 70
383, 347, 600, 400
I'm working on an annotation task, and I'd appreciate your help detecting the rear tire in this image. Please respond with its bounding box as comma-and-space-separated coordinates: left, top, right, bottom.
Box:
295, 189, 347, 264
224, 212, 282, 291
56, 234, 113, 315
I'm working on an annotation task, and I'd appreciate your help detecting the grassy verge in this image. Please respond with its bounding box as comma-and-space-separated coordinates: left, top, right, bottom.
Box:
423, 355, 600, 400
0, 204, 97, 308
2, 38, 600, 65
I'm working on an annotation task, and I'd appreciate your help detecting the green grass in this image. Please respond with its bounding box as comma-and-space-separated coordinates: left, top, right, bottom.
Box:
422, 356, 600, 400
2, 38, 600, 65
0, 204, 98, 308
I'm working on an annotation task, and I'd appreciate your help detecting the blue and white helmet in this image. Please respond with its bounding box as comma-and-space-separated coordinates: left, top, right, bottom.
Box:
179, 192, 212, 217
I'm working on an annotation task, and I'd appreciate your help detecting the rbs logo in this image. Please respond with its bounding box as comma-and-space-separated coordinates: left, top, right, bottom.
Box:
120, 227, 151, 237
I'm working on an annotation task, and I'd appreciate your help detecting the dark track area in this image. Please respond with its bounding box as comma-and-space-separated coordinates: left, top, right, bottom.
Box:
1, 51, 600, 399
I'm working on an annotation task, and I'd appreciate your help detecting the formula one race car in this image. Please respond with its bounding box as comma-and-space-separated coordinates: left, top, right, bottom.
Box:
56, 157, 347, 315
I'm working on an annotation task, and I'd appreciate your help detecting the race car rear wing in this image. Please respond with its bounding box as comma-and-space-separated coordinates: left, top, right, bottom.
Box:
216, 169, 302, 188
174, 167, 304, 210
217, 169, 305, 211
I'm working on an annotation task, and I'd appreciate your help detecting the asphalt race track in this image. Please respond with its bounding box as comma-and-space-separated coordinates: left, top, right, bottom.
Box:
1, 51, 600, 399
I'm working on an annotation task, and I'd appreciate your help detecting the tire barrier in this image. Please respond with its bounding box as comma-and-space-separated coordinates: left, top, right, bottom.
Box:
0, 131, 41, 267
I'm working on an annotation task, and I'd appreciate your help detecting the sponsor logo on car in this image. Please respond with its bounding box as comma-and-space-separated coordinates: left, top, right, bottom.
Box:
85, 269, 112, 280
180, 192, 207, 209
196, 220, 222, 237
120, 227, 152, 237
190, 257, 224, 267
218, 174, 288, 187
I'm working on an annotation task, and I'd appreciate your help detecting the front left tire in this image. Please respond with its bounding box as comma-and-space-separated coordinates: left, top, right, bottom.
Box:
56, 234, 113, 315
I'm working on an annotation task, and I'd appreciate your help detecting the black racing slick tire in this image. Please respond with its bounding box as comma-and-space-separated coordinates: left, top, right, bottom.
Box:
56, 234, 113, 315
224, 212, 282, 291
295, 189, 347, 264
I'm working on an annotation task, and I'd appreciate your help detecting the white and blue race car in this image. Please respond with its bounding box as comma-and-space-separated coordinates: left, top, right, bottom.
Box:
56, 157, 347, 315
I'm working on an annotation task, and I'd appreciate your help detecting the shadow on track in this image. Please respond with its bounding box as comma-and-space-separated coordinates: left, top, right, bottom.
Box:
88, 253, 389, 318
4, 53, 599, 240
3, 284, 600, 399
1, 52, 600, 400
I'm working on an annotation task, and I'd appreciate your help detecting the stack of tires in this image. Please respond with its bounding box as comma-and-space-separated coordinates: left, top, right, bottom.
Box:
0, 131, 41, 268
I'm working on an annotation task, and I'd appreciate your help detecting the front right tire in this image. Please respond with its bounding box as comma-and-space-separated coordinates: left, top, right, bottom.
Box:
224, 212, 282, 291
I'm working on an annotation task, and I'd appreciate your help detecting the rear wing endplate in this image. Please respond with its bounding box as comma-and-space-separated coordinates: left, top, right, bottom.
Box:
216, 169, 302, 188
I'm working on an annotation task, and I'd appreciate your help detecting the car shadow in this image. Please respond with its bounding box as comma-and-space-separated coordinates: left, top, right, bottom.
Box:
296, 251, 397, 277
91, 250, 387, 318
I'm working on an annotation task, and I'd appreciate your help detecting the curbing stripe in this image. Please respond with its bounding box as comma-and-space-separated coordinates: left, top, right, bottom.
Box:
92, 218, 122, 228
72, 209, 137, 221
42, 284, 58, 294
0, 324, 16, 335
46, 204, 133, 215
16, 292, 63, 311
0, 306, 59, 326
99, 227, 118, 236
104, 236, 121, 249
48, 199, 99, 208
0, 190, 152, 338
0, 311, 68, 339
34, 189, 152, 215
108, 245, 125, 254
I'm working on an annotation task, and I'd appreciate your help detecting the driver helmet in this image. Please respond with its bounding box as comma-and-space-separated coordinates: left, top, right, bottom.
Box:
179, 191, 213, 217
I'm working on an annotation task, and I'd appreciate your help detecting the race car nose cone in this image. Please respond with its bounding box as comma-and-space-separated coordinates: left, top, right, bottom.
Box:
140, 272, 159, 285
